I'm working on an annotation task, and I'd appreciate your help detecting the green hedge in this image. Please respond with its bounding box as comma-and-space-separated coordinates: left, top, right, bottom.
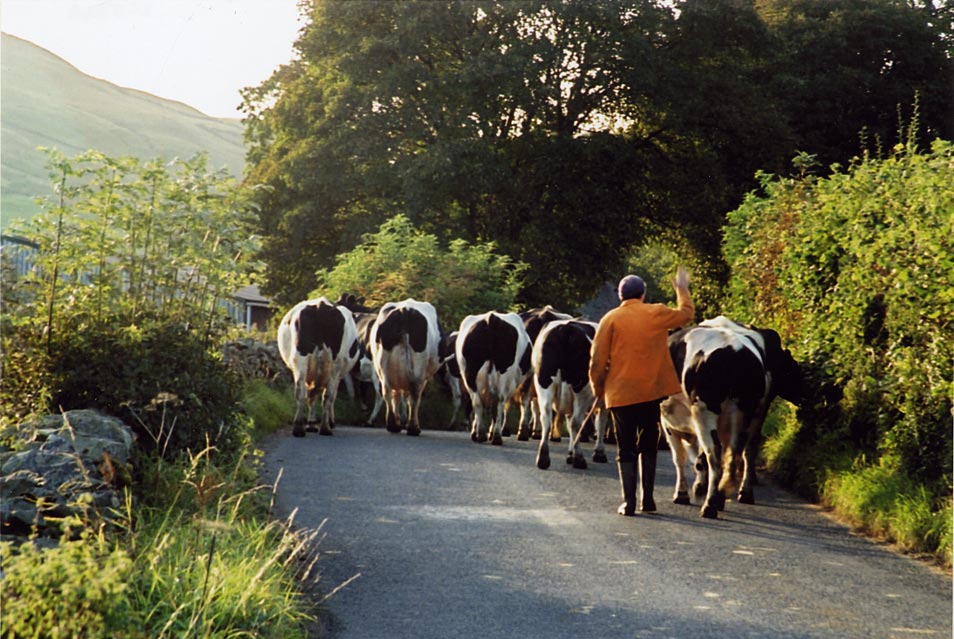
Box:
723, 138, 953, 565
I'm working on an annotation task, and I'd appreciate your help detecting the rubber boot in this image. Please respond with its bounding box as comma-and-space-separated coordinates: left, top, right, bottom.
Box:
639, 451, 657, 512
617, 461, 637, 516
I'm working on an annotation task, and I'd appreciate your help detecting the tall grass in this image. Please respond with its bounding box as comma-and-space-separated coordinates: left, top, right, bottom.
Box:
1, 441, 323, 639
761, 404, 952, 568
822, 458, 953, 566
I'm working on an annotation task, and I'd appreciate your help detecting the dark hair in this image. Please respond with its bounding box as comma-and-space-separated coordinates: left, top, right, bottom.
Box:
618, 275, 646, 300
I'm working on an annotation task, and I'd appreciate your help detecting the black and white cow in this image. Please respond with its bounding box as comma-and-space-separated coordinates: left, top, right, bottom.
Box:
277, 297, 360, 437
532, 319, 608, 470
516, 306, 574, 441
369, 299, 443, 436
456, 311, 532, 445
335, 294, 385, 427
438, 331, 473, 430
660, 316, 805, 518
351, 310, 385, 426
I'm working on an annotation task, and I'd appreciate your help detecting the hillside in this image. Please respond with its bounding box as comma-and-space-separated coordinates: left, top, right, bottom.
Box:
0, 33, 246, 227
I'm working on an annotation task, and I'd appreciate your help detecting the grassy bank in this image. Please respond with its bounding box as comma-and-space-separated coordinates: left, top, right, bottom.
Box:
1, 384, 322, 639
762, 404, 952, 568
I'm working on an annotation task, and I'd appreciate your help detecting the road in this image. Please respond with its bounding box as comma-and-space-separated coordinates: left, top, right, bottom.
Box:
262, 426, 951, 639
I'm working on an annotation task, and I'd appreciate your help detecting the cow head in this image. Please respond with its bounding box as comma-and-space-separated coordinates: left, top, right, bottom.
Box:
335, 293, 375, 315
520, 306, 572, 343
757, 328, 807, 406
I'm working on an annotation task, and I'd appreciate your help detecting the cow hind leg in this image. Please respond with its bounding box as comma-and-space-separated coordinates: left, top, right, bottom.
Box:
291, 375, 308, 437
516, 392, 532, 441
471, 396, 489, 443
318, 384, 336, 437
406, 383, 424, 437
366, 374, 384, 427
737, 429, 759, 504
692, 406, 724, 519
565, 415, 587, 470
385, 391, 403, 433
550, 411, 562, 442
534, 401, 552, 470
663, 426, 691, 505
292, 393, 307, 437
490, 400, 506, 446
592, 410, 608, 464
693, 451, 708, 499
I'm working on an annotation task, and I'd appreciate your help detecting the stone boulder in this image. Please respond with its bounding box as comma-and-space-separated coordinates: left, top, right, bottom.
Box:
0, 409, 135, 539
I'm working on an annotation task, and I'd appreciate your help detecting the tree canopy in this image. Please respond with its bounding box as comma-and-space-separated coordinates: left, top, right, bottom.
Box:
241, 0, 953, 308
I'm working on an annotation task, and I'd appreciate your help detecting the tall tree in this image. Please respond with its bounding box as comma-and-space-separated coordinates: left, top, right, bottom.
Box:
242, 0, 683, 307
242, 0, 953, 308
758, 0, 954, 168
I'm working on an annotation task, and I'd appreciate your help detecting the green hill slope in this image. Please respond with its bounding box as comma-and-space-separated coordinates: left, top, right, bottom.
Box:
1, 33, 246, 227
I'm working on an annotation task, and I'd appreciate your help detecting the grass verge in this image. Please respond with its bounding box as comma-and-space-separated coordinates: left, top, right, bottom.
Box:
1, 418, 322, 639
762, 403, 952, 569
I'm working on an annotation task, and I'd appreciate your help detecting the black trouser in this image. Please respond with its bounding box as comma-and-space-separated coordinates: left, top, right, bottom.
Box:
611, 400, 662, 464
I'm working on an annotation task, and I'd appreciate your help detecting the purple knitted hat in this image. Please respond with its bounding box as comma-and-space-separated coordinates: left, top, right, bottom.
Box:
618, 275, 646, 301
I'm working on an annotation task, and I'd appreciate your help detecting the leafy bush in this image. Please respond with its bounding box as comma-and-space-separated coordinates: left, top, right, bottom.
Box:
722, 135, 953, 563
0, 149, 315, 636
1, 149, 261, 457
1, 532, 139, 639
623, 237, 725, 319
43, 319, 244, 457
312, 214, 527, 328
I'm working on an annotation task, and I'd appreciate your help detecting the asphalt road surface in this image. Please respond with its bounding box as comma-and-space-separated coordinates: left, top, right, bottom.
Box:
263, 425, 951, 639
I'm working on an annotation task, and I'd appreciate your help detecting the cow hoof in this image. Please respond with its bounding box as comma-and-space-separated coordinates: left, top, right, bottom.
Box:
386, 423, 402, 434
714, 493, 727, 511
536, 452, 551, 470
674, 492, 691, 505
618, 502, 636, 516
471, 431, 479, 442
640, 498, 656, 512
406, 427, 421, 437
738, 490, 755, 505
517, 432, 529, 442
550, 435, 562, 443
701, 505, 719, 519
491, 433, 503, 446
565, 453, 574, 465
531, 432, 542, 441
319, 426, 333, 436
292, 426, 306, 438
593, 451, 608, 464
572, 455, 588, 470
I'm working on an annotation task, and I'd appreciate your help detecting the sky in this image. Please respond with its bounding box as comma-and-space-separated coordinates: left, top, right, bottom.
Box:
1, 0, 303, 119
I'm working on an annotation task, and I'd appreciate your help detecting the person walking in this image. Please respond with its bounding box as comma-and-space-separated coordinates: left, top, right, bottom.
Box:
589, 267, 694, 515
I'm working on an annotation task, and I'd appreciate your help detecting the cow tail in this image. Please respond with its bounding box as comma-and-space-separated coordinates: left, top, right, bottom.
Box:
305, 351, 319, 393
307, 347, 333, 390
476, 363, 493, 407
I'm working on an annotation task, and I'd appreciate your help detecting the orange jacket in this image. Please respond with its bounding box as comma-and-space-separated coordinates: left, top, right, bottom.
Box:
589, 288, 694, 408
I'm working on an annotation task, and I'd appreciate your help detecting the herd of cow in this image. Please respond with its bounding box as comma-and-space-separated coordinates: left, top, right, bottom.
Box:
276, 293, 806, 519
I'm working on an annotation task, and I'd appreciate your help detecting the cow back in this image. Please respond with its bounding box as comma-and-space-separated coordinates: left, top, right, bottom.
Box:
458, 312, 530, 392
534, 320, 595, 393
296, 301, 347, 357
520, 306, 573, 343
375, 305, 430, 353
